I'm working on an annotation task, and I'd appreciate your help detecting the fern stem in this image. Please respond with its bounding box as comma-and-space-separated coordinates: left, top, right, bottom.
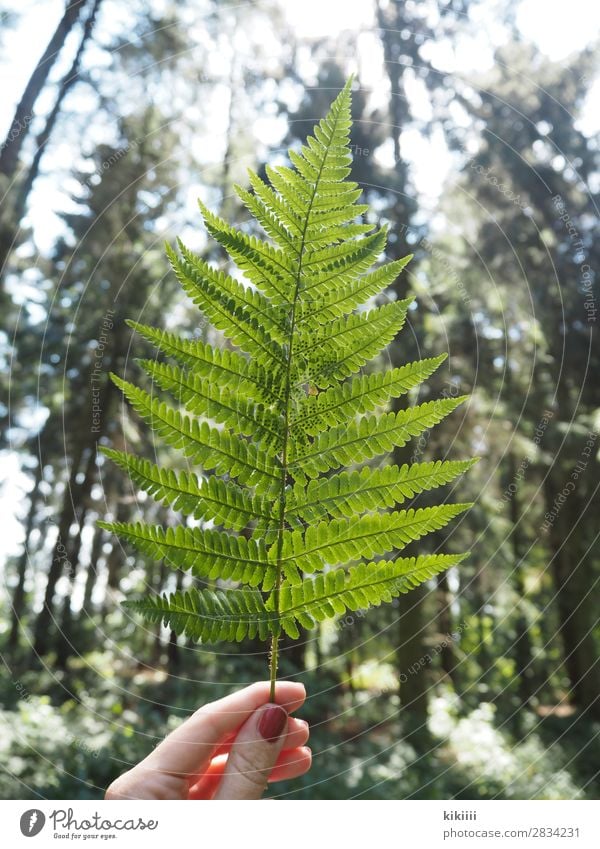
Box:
269, 634, 279, 702
268, 98, 338, 695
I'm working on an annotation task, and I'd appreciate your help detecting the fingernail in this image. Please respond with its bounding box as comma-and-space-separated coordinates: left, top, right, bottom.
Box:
258, 704, 288, 742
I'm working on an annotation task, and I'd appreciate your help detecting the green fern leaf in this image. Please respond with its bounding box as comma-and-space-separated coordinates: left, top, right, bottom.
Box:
293, 299, 414, 388
137, 358, 282, 444
286, 459, 478, 523
289, 396, 468, 478
99, 447, 271, 531
125, 320, 281, 403
197, 200, 295, 303
101, 78, 475, 696
166, 242, 285, 367
123, 588, 273, 642
275, 504, 471, 582
296, 252, 413, 325
109, 374, 280, 491
97, 520, 274, 587
272, 554, 468, 637
291, 354, 447, 435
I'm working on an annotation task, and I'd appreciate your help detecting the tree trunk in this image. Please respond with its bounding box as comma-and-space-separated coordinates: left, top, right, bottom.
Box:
55, 446, 97, 666
391, 425, 430, 726
82, 526, 105, 610
471, 561, 490, 680
55, 504, 90, 669
506, 452, 535, 708
0, 0, 87, 178
436, 570, 458, 685
545, 476, 600, 718
396, 583, 429, 723
10, 0, 102, 228
374, 0, 417, 260
8, 461, 43, 652
32, 449, 96, 657
31, 439, 85, 656
35, 340, 121, 652
151, 560, 169, 664
376, 0, 430, 730
100, 498, 128, 619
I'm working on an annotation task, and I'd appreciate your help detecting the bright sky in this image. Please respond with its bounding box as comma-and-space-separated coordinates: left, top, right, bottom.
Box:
285, 0, 600, 60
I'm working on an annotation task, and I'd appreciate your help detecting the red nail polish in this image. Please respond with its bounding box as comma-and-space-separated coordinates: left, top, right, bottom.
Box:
258, 704, 288, 742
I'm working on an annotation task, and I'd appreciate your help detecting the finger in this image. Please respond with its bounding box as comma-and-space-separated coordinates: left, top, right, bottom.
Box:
188, 746, 312, 799
212, 715, 309, 758
188, 716, 309, 794
144, 681, 306, 777
187, 762, 224, 800
212, 702, 289, 800
268, 745, 312, 782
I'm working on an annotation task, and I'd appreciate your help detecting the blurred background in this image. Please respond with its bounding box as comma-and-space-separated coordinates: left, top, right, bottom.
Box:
0, 0, 599, 800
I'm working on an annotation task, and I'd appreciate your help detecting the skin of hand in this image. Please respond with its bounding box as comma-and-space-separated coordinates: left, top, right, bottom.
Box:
105, 681, 311, 800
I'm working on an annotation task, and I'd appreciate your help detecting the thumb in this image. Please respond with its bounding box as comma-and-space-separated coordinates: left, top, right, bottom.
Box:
213, 702, 288, 800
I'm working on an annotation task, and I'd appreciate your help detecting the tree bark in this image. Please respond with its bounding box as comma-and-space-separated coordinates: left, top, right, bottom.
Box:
396, 583, 429, 721
166, 570, 185, 673
31, 439, 85, 656
1, 0, 101, 276
55, 447, 97, 666
32, 447, 97, 657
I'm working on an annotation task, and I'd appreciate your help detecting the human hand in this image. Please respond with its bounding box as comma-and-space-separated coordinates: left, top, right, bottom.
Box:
105, 681, 311, 799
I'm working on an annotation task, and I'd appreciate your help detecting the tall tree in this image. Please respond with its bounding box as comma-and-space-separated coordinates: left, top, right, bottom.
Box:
8, 0, 103, 246
0, 0, 88, 179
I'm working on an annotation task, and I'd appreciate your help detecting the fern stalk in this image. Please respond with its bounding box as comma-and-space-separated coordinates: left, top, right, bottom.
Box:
268, 98, 347, 699
99, 78, 475, 696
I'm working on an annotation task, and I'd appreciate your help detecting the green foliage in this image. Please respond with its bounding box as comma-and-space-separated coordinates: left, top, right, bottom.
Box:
0, 657, 591, 801
99, 78, 474, 679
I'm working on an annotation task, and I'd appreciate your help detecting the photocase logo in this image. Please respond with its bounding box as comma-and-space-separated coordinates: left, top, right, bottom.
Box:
20, 809, 46, 837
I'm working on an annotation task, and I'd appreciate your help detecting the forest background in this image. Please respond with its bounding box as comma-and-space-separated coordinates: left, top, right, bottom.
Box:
0, 0, 599, 800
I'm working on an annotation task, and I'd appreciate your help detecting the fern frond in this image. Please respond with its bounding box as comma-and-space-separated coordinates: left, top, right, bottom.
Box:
299, 227, 386, 291
235, 183, 299, 252
137, 359, 282, 444
293, 299, 414, 388
197, 199, 295, 303
291, 355, 447, 435
177, 239, 288, 341
102, 78, 475, 676
166, 242, 285, 367
297, 254, 413, 325
123, 552, 468, 644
